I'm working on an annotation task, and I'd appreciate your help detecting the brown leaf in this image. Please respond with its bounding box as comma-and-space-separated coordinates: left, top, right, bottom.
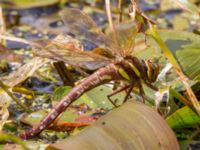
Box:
46, 100, 179, 150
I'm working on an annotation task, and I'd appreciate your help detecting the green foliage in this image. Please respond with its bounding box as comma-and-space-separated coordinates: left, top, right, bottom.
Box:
166, 105, 200, 129
0, 133, 29, 150
52, 85, 126, 109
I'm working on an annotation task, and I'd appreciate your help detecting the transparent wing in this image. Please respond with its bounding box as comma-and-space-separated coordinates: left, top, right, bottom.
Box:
60, 8, 141, 59
33, 34, 112, 70
59, 8, 121, 58
108, 21, 141, 57
33, 8, 140, 69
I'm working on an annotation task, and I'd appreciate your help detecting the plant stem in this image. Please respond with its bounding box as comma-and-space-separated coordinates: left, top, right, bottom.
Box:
0, 133, 29, 150
146, 26, 200, 115
0, 80, 32, 112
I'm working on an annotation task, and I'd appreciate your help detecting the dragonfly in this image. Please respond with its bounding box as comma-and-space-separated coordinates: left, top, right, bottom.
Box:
19, 7, 159, 139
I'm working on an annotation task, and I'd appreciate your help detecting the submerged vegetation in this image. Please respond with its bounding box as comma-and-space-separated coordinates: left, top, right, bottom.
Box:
0, 0, 199, 149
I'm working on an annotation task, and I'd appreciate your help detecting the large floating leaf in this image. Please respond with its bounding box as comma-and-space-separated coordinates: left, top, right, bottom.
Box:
46, 101, 179, 150
137, 30, 200, 81
158, 30, 200, 81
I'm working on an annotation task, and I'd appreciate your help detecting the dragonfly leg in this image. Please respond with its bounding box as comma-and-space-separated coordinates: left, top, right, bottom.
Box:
138, 82, 145, 103
144, 81, 158, 91
107, 85, 130, 107
123, 79, 135, 103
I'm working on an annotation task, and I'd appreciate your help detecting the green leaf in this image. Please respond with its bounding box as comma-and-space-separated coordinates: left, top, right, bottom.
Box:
20, 108, 80, 127
86, 85, 125, 109
166, 105, 200, 129
158, 30, 200, 80
3, 0, 59, 9
143, 30, 200, 81
52, 86, 98, 108
0, 133, 29, 150
20, 110, 49, 126
52, 85, 126, 109
52, 86, 72, 102
176, 48, 200, 80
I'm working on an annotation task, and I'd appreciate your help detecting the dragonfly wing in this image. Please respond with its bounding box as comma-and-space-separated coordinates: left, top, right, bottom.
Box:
33, 34, 111, 70
59, 8, 120, 57
108, 21, 141, 57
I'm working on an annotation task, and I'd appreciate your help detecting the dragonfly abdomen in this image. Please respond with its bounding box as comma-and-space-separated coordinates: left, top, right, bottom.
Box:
19, 57, 158, 139
19, 63, 121, 139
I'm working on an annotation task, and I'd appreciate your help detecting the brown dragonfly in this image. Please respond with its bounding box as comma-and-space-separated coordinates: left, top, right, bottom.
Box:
19, 7, 159, 139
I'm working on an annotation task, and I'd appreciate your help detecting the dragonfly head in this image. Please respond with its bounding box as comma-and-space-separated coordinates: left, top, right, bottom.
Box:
145, 59, 160, 83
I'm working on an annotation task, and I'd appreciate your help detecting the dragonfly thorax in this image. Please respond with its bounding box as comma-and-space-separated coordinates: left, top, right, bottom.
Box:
115, 56, 159, 83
